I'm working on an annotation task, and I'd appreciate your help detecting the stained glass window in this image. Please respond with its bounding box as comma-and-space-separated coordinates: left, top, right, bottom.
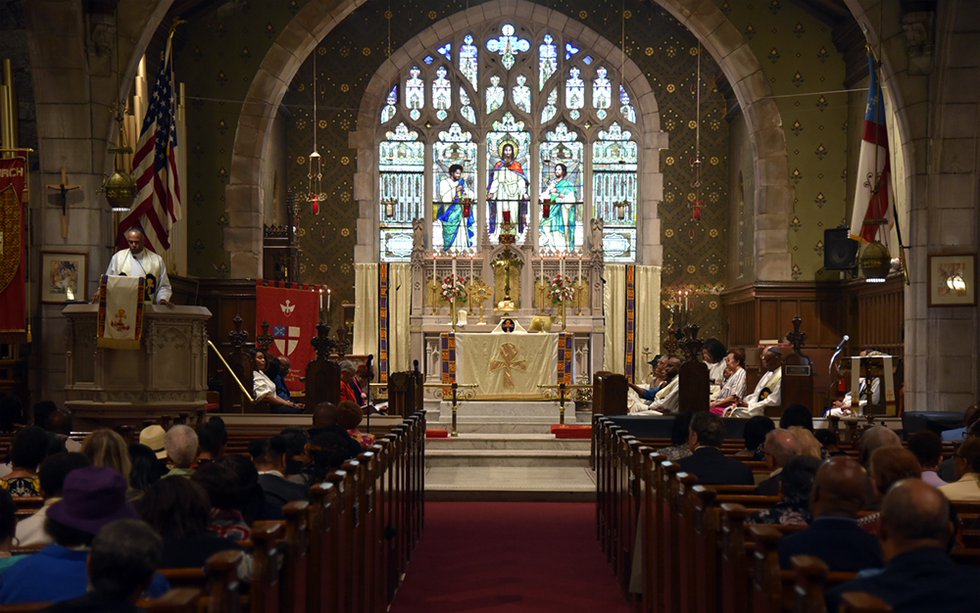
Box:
460, 34, 478, 89
432, 65, 451, 121
405, 66, 424, 121
592, 123, 638, 262
486, 75, 504, 114
539, 123, 583, 253
432, 123, 479, 254
539, 34, 557, 90
379, 123, 425, 261
512, 74, 531, 113
376, 24, 642, 262
380, 85, 397, 124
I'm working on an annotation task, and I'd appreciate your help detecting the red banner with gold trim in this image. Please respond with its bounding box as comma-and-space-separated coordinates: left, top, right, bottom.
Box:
0, 156, 27, 339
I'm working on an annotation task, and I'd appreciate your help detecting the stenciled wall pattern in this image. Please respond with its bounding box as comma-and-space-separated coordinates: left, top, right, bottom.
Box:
171, 0, 853, 348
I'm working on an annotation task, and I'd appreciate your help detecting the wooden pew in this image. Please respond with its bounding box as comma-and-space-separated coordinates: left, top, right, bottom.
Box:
282, 500, 310, 613
249, 521, 286, 613
838, 592, 892, 612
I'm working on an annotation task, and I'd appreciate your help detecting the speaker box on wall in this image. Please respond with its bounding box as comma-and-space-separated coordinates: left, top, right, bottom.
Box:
824, 228, 859, 270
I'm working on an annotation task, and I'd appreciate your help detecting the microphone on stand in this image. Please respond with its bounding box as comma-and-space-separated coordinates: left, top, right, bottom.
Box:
829, 334, 849, 377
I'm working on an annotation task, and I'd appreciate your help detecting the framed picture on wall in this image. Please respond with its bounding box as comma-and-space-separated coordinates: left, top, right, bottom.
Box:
928, 253, 976, 307
40, 251, 87, 303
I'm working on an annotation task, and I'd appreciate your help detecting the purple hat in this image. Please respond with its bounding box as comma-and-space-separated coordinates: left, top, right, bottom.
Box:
47, 466, 137, 535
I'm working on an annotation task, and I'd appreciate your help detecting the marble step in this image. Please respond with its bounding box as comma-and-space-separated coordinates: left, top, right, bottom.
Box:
425, 434, 590, 451
427, 421, 583, 434
425, 448, 590, 468
425, 466, 596, 502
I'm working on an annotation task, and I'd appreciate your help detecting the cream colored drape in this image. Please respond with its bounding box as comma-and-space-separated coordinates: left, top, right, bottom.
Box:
603, 264, 661, 381
353, 263, 412, 374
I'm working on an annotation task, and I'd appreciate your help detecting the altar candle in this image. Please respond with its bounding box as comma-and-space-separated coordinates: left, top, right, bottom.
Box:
577, 257, 582, 280
684, 291, 689, 311
327, 288, 331, 312
560, 255, 565, 277
539, 256, 544, 280
319, 288, 324, 312
452, 255, 457, 277
469, 254, 474, 280
432, 256, 436, 282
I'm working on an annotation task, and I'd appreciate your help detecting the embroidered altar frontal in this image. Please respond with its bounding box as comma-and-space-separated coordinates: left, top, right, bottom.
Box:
454, 332, 559, 400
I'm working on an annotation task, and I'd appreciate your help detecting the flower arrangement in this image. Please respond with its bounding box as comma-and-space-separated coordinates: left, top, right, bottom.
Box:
440, 274, 468, 303
548, 273, 576, 304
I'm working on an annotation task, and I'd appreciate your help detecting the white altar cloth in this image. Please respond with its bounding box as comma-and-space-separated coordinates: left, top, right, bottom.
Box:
455, 332, 558, 399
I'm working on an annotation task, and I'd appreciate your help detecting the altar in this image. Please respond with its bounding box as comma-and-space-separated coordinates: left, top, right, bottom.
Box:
455, 331, 559, 399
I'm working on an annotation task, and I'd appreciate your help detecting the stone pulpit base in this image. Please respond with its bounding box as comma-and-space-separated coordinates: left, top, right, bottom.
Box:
62, 304, 212, 427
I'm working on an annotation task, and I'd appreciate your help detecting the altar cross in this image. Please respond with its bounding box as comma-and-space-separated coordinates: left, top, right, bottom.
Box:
489, 342, 527, 388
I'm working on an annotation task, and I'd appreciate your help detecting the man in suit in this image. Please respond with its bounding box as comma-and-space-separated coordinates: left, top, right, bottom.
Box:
755, 428, 802, 496
827, 479, 980, 612
250, 436, 309, 506
778, 456, 883, 571
677, 411, 754, 485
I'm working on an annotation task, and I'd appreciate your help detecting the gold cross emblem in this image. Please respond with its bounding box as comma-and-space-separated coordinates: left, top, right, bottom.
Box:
489, 342, 527, 388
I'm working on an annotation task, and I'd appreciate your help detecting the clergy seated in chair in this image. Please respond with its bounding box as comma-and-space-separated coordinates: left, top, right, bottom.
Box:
252, 349, 303, 413
722, 346, 782, 418
826, 479, 980, 613
629, 357, 681, 415
710, 348, 747, 411
778, 456, 884, 572
677, 412, 754, 485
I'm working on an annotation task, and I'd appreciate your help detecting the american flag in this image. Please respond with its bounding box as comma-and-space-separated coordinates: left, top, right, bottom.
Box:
118, 47, 182, 253
849, 52, 890, 243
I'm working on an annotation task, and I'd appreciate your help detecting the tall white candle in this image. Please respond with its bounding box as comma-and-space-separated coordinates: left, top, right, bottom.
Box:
577, 257, 582, 280
432, 256, 436, 282
469, 254, 474, 280
319, 288, 324, 312
327, 288, 331, 312
452, 255, 457, 277
560, 255, 565, 277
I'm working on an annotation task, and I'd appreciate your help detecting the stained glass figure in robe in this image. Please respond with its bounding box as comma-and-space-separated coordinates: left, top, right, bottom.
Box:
487, 139, 530, 239
539, 162, 579, 253
435, 164, 476, 252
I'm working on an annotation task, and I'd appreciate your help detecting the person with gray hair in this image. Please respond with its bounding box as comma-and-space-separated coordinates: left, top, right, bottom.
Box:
755, 428, 802, 495
46, 518, 164, 612
163, 425, 198, 478
827, 479, 980, 612
858, 425, 902, 468
339, 360, 363, 405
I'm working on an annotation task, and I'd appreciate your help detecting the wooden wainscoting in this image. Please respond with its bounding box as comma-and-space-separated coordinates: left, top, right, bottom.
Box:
720, 274, 904, 413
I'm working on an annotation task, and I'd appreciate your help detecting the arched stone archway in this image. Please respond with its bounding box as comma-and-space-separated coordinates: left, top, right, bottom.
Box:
226, 0, 792, 279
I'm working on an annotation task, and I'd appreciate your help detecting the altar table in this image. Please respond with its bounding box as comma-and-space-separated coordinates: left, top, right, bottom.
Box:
454, 332, 559, 399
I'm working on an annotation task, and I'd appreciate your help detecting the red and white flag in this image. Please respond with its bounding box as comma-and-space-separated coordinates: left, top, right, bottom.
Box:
256, 281, 321, 393
849, 53, 891, 243
118, 38, 182, 252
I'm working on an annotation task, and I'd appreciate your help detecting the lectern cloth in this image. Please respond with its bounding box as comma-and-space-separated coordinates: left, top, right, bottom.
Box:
455, 332, 558, 399
97, 275, 144, 350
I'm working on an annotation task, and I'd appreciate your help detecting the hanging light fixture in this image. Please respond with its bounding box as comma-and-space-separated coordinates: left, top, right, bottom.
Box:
99, 5, 136, 212
306, 47, 326, 215
691, 42, 703, 221
612, 0, 630, 223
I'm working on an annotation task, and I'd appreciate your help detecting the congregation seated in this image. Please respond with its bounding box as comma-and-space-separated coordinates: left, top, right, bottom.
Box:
733, 414, 774, 461
277, 427, 311, 486
45, 518, 164, 613
137, 425, 167, 462
787, 425, 823, 460
779, 403, 814, 431
858, 446, 923, 536
307, 401, 363, 464
857, 425, 902, 468
338, 400, 376, 450
827, 479, 980, 612
939, 437, 980, 502
778, 456, 883, 571
249, 436, 309, 506
657, 412, 693, 462
192, 462, 252, 542
749, 455, 821, 526
195, 417, 228, 465
218, 454, 283, 523
755, 428, 802, 496
0, 466, 170, 604
127, 443, 168, 496
163, 424, 199, 478
16, 452, 90, 547
942, 402, 980, 443
82, 429, 133, 497
907, 430, 948, 488
677, 411, 753, 485
138, 477, 244, 573
0, 426, 47, 496
0, 489, 18, 572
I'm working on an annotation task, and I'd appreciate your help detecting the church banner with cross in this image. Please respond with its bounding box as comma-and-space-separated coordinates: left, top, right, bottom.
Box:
0, 155, 27, 340
256, 281, 320, 392
452, 331, 559, 400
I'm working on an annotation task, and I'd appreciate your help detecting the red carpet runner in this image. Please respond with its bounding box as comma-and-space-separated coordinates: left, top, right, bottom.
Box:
389, 502, 631, 613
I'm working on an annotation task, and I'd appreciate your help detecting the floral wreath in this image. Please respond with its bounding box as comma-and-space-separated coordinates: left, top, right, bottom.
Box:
440, 273, 468, 302
548, 273, 576, 304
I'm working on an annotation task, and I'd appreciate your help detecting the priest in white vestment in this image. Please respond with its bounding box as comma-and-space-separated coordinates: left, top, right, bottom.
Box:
105, 228, 172, 304
725, 347, 782, 418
